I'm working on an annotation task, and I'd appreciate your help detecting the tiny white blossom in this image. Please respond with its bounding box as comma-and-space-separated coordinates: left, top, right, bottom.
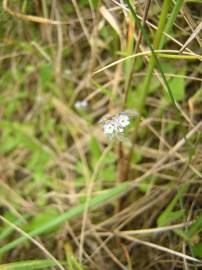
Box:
116, 113, 130, 128
75, 100, 88, 109
103, 122, 115, 134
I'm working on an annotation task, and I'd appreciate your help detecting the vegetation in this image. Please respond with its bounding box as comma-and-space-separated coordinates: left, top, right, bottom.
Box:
0, 0, 202, 269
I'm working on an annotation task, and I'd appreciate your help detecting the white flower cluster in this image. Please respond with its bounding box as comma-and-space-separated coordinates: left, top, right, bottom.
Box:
102, 113, 130, 136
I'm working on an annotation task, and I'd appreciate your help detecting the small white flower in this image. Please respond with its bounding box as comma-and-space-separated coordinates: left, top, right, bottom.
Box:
116, 113, 130, 128
103, 122, 115, 134
75, 100, 88, 109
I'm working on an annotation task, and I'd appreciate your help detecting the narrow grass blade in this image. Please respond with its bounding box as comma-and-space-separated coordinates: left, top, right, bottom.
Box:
157, 183, 189, 226
0, 260, 59, 270
159, 0, 185, 49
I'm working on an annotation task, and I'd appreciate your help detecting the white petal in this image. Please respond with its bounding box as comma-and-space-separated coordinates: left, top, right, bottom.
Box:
103, 123, 114, 134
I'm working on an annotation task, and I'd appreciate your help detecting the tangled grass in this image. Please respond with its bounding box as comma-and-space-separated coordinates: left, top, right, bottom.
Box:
0, 0, 202, 269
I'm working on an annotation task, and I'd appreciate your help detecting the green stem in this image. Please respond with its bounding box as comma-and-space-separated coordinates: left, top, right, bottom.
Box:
153, 0, 172, 49
159, 0, 185, 49
123, 0, 151, 108
124, 0, 172, 175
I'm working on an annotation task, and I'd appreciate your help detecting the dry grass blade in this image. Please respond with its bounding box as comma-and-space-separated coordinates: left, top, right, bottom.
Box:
93, 50, 202, 74
120, 221, 195, 235
100, 5, 122, 38
119, 234, 201, 263
131, 120, 202, 186
96, 221, 194, 237
2, 0, 68, 24
179, 21, 202, 52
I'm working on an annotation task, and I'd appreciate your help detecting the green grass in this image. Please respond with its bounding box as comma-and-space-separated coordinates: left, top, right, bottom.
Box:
0, 260, 63, 270
0, 0, 202, 269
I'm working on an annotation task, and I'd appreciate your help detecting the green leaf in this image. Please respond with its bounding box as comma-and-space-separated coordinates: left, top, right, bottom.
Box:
89, 137, 101, 162
157, 183, 189, 226
149, 77, 161, 93
192, 243, 202, 259
188, 214, 202, 237
126, 87, 141, 111
104, 153, 117, 163
164, 122, 178, 134
26, 151, 50, 171
174, 228, 190, 241
100, 166, 116, 182
75, 161, 87, 176
160, 209, 185, 225
65, 244, 85, 270
166, 75, 185, 101
24, 208, 59, 233
132, 151, 142, 164
64, 3, 74, 15
40, 64, 53, 90
0, 135, 18, 153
